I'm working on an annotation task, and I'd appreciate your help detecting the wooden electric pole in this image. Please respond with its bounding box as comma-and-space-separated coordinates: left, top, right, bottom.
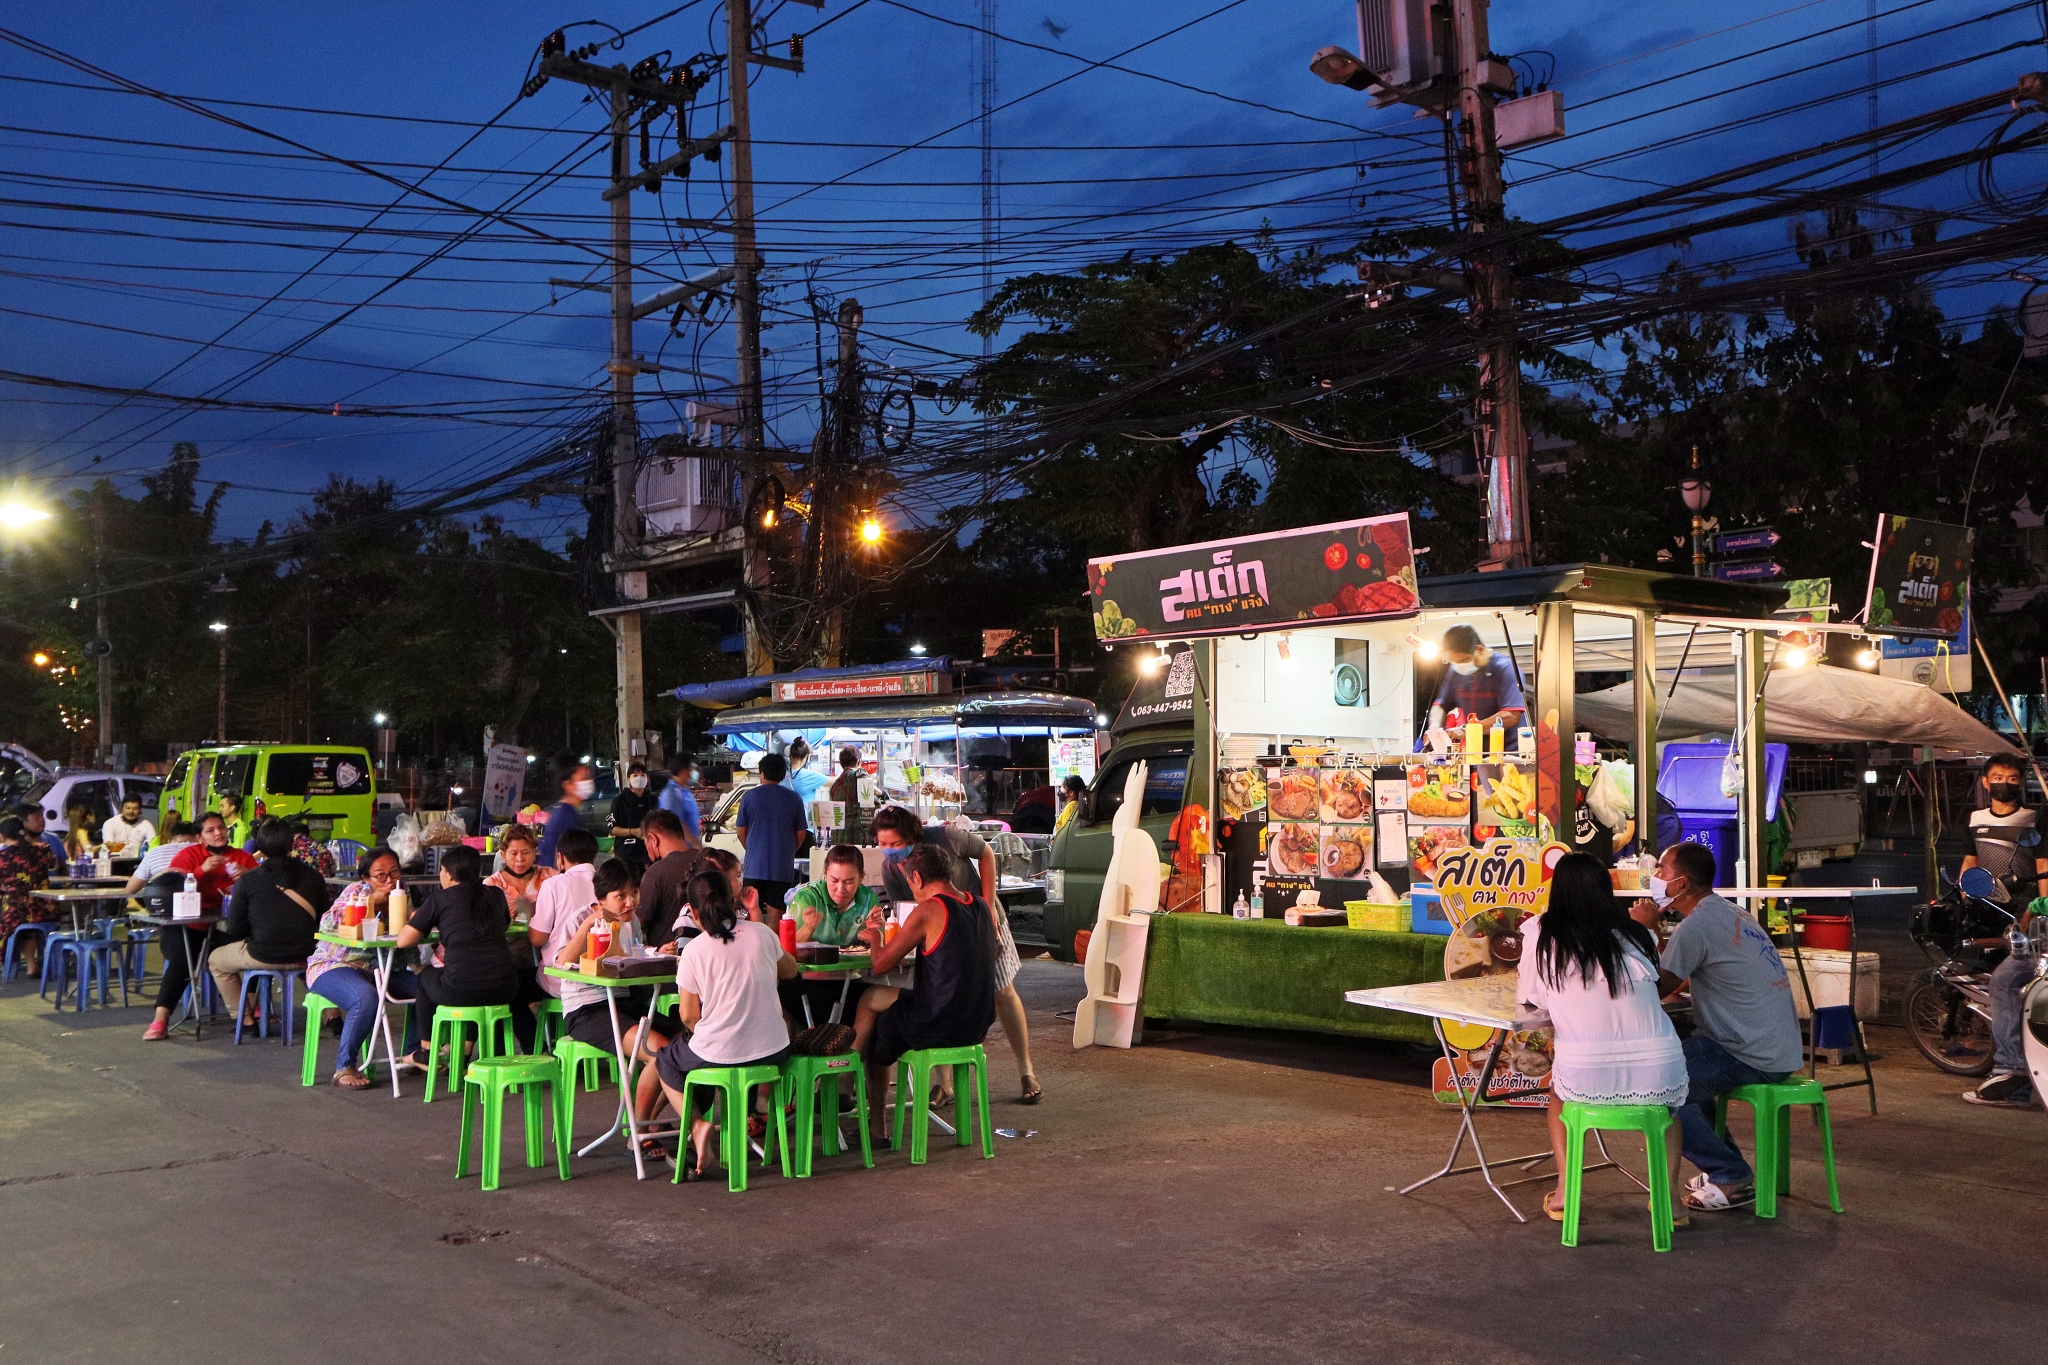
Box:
1449, 0, 1532, 570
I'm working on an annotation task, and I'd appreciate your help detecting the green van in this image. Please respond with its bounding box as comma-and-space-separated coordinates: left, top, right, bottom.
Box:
163, 745, 377, 846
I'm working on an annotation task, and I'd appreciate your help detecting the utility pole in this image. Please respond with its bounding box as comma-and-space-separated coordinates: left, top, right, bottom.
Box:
1449, 0, 1531, 570
606, 76, 648, 778
729, 0, 774, 678
90, 487, 111, 768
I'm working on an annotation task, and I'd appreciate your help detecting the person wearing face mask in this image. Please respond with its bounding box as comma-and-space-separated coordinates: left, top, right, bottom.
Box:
1650, 840, 1802, 1215
535, 757, 594, 867
1958, 753, 2047, 1107
657, 763, 704, 846
609, 763, 654, 873
1425, 624, 1526, 733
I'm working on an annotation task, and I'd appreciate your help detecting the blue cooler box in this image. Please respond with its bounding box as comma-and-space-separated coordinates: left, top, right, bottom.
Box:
1658, 741, 1787, 887
1410, 886, 1451, 935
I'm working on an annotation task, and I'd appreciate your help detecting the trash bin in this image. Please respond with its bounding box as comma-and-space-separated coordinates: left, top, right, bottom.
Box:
1658, 741, 1787, 887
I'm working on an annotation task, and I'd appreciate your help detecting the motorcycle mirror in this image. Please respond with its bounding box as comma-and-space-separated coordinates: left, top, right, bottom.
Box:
1959, 866, 2000, 900
2019, 827, 2042, 850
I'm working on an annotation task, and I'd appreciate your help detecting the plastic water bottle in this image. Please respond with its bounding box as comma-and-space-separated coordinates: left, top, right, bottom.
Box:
183, 873, 198, 895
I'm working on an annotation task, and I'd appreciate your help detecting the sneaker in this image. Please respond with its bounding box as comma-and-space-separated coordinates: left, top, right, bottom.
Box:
1963, 1072, 2035, 1107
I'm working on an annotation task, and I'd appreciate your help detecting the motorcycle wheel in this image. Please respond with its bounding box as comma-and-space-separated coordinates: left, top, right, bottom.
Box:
1904, 979, 1996, 1076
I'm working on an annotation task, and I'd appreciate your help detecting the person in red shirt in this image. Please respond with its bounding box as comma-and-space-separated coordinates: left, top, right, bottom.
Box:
141, 812, 258, 1039
170, 812, 258, 911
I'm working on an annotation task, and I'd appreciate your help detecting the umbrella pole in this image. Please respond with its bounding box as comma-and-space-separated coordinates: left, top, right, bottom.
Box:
1971, 636, 2046, 798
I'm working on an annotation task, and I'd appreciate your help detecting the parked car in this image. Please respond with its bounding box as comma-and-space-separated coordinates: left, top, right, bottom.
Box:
164, 744, 377, 845
27, 771, 164, 841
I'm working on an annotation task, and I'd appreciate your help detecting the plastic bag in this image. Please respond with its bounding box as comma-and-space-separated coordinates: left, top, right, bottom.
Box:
388, 813, 422, 869
420, 813, 466, 846
1720, 746, 1744, 799
1586, 760, 1635, 832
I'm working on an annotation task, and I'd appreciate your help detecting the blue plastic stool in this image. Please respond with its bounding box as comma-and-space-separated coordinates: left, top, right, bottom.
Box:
234, 968, 304, 1045
3, 922, 52, 983
38, 928, 81, 998
121, 925, 158, 984
51, 935, 128, 1011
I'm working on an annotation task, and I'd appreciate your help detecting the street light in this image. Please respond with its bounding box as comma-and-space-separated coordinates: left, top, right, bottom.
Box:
908, 642, 927, 657
1309, 45, 1376, 91
208, 621, 229, 741
1680, 446, 1712, 578
373, 712, 388, 726
858, 514, 883, 546
0, 501, 51, 531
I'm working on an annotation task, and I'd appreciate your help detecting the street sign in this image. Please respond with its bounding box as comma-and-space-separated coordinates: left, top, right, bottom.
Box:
1713, 527, 1780, 555
1713, 559, 1783, 582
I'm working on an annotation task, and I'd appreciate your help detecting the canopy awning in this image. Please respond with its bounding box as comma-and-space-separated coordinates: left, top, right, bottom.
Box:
707, 689, 1098, 736
1575, 664, 2016, 753
674, 656, 953, 709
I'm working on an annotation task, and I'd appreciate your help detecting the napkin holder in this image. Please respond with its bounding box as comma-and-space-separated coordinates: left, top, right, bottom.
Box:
171, 890, 203, 921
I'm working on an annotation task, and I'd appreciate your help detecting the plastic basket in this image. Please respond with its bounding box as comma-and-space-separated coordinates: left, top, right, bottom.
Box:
1345, 901, 1407, 932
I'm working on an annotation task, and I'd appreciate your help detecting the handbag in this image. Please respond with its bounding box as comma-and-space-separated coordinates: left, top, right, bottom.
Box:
789, 1021, 856, 1056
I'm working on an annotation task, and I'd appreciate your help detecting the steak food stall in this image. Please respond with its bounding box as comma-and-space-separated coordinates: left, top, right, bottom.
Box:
1056, 514, 1951, 1055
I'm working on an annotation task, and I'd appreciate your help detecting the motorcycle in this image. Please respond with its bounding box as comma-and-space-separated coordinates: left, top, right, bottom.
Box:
2019, 919, 2048, 1110
1904, 856, 2032, 1077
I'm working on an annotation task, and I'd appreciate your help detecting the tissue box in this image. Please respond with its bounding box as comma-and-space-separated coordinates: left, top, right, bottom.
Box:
171, 890, 204, 920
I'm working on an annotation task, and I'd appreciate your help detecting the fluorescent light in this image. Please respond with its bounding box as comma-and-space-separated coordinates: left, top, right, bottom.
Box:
1863, 769, 1878, 785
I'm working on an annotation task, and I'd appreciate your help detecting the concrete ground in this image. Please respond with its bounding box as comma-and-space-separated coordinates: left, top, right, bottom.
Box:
2, 948, 2042, 1365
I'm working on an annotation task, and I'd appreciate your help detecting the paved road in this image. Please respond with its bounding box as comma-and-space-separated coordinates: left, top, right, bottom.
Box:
2, 954, 2041, 1364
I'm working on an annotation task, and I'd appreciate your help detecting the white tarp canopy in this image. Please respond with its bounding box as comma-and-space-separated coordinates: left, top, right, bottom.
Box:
1576, 664, 2018, 753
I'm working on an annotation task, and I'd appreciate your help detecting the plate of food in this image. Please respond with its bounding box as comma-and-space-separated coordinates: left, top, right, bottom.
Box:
1319, 825, 1373, 879
1407, 771, 1470, 819
1408, 823, 1470, 882
1443, 905, 1531, 980
1220, 768, 1268, 822
1268, 822, 1321, 876
1268, 769, 1320, 821
1318, 767, 1369, 822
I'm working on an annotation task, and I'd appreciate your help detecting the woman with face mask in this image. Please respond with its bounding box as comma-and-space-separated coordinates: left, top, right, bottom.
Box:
609, 763, 654, 873
1425, 623, 1526, 732
535, 757, 595, 867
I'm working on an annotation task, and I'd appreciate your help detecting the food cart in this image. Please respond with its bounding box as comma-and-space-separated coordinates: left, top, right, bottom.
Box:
1055, 515, 1880, 1045
678, 658, 1099, 940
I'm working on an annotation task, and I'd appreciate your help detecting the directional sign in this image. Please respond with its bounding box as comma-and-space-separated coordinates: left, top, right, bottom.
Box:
1713, 559, 1784, 582
1714, 527, 1781, 555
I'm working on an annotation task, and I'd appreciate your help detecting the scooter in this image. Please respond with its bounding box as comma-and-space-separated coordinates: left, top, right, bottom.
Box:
1905, 866, 2021, 1076
2018, 919, 2048, 1112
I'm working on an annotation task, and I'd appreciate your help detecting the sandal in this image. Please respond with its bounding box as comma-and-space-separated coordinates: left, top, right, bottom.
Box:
331, 1067, 372, 1090
1680, 1175, 1752, 1212
1019, 1074, 1043, 1105
1542, 1191, 1566, 1222
141, 1019, 169, 1041
637, 1136, 672, 1165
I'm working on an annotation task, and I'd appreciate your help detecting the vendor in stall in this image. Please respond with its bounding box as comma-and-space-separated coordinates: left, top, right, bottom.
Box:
1425, 624, 1525, 731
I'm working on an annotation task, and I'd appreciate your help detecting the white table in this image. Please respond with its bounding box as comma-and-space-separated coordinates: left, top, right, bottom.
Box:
544, 964, 684, 1181
1345, 976, 1649, 1223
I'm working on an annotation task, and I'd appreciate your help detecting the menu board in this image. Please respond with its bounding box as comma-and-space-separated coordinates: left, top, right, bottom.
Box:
1429, 839, 1569, 1109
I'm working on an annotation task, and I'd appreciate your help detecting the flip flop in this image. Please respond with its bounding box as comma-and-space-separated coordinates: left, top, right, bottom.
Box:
1542, 1192, 1566, 1222
331, 1067, 372, 1090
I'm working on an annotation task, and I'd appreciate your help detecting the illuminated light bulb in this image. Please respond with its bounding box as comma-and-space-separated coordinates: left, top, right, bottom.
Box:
1855, 645, 1880, 668
858, 516, 883, 545
1781, 645, 1811, 669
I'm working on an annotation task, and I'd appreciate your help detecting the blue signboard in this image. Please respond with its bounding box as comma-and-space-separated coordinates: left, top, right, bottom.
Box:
1713, 559, 1784, 582
1713, 527, 1781, 555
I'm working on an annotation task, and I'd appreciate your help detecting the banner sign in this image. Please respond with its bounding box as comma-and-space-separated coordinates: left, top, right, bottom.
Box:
773, 671, 948, 703
1112, 641, 1201, 736
1863, 514, 1972, 636
482, 744, 528, 820
1088, 514, 1419, 641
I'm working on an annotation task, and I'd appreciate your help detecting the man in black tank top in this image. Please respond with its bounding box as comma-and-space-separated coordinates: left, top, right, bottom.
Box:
858, 842, 997, 1138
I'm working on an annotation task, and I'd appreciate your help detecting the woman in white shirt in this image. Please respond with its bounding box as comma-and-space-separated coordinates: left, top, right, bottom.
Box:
1517, 852, 1688, 1222
650, 869, 798, 1181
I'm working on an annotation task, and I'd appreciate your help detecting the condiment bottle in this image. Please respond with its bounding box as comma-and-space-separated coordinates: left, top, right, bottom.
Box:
1487, 718, 1505, 758
778, 916, 798, 954
1464, 716, 1483, 757
387, 886, 409, 937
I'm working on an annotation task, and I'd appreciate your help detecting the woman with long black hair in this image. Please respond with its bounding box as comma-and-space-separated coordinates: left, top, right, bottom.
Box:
649, 868, 797, 1180
396, 844, 535, 1060
1517, 852, 1688, 1222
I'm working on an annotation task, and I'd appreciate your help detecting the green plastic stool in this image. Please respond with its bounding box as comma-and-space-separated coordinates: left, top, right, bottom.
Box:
551, 1036, 622, 1145
298, 991, 379, 1086
1715, 1078, 1842, 1218
424, 1004, 516, 1102
891, 1044, 994, 1164
456, 1055, 570, 1191
782, 1053, 873, 1177
672, 1064, 789, 1192
533, 998, 563, 1050
1558, 1102, 1677, 1252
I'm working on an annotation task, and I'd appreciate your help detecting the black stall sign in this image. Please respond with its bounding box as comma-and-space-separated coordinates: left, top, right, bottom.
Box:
1863, 514, 1972, 636
1090, 514, 1419, 640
